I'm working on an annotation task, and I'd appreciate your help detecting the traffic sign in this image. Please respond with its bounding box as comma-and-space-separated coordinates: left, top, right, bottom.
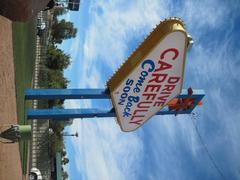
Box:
107, 18, 189, 131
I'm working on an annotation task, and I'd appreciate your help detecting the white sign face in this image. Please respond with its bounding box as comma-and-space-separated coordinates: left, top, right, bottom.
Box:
111, 31, 187, 131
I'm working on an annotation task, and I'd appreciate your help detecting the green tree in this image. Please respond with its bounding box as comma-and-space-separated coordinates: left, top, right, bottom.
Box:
46, 45, 71, 71
47, 69, 69, 89
49, 133, 64, 156
62, 157, 69, 165
62, 171, 69, 180
53, 7, 68, 17
62, 150, 67, 157
52, 19, 77, 44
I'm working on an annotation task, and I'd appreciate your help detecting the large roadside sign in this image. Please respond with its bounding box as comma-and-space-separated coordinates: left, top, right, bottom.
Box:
107, 18, 188, 132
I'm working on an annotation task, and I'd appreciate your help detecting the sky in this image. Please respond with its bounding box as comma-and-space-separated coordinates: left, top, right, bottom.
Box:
59, 0, 240, 179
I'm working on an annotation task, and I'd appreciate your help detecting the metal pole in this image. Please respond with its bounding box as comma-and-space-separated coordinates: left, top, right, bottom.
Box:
25, 89, 110, 100
25, 89, 204, 100
27, 105, 201, 120
25, 89, 204, 120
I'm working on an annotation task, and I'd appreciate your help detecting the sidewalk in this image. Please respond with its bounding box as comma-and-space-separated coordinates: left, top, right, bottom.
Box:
0, 16, 23, 180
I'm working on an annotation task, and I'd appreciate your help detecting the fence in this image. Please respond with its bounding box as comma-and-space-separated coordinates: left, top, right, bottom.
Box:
30, 10, 51, 180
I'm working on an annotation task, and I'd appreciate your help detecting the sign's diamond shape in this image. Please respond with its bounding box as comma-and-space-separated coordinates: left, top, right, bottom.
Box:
107, 18, 188, 132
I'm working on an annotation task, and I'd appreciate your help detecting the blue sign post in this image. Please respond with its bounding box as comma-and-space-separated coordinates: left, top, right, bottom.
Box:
25, 88, 204, 120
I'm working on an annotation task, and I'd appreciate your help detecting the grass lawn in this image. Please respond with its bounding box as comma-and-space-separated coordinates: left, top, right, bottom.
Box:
12, 20, 36, 175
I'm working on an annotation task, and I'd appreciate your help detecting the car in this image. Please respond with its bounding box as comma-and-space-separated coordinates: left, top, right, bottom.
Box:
37, 17, 46, 36
29, 168, 43, 180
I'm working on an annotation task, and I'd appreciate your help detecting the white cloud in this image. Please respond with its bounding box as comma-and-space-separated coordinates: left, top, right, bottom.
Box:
62, 13, 71, 22
83, 0, 171, 71
182, 1, 228, 28
68, 118, 143, 180
70, 36, 80, 62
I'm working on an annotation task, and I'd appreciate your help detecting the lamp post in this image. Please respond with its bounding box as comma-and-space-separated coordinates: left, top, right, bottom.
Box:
62, 132, 78, 137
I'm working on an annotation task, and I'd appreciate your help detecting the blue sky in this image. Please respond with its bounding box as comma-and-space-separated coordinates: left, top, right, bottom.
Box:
59, 0, 240, 179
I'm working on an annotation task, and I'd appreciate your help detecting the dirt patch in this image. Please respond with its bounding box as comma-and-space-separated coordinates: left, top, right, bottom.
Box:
0, 16, 23, 180
0, 0, 50, 21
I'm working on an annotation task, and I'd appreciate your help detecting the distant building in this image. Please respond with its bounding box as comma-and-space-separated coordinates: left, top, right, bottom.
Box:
68, 0, 80, 11
55, 0, 81, 11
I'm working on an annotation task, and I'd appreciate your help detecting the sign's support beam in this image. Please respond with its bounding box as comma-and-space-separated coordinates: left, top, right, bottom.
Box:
25, 88, 204, 100
25, 89, 110, 100
25, 88, 204, 120
27, 107, 195, 120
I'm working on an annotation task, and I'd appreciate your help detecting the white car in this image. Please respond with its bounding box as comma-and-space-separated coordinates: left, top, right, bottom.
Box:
29, 168, 43, 180
37, 17, 46, 36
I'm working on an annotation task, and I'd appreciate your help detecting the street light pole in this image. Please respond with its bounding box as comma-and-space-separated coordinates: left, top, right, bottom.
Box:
62, 132, 78, 137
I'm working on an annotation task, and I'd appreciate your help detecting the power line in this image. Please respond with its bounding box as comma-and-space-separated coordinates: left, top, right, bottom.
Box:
191, 116, 226, 180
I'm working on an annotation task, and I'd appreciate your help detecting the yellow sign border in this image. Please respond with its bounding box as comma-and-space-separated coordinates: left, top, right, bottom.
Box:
107, 17, 188, 131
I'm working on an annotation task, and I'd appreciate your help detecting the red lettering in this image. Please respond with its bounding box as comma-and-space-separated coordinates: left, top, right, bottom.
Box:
155, 61, 172, 72
145, 84, 161, 92
142, 93, 157, 101
162, 84, 176, 91
133, 109, 148, 116
137, 101, 152, 108
131, 115, 144, 120
129, 119, 143, 125
168, 76, 180, 84
153, 101, 165, 107
160, 91, 171, 95
160, 48, 179, 61
149, 73, 167, 83
157, 95, 169, 101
